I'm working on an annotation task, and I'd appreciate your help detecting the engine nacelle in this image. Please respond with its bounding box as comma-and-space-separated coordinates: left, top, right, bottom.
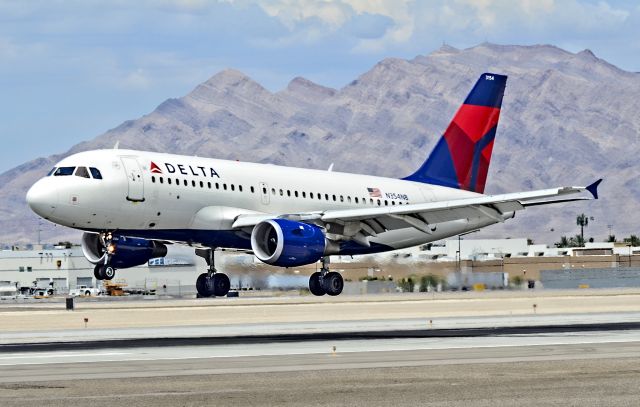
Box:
81, 232, 167, 269
251, 219, 326, 267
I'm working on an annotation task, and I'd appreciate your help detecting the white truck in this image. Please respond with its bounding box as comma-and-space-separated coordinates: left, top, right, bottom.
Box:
69, 285, 103, 297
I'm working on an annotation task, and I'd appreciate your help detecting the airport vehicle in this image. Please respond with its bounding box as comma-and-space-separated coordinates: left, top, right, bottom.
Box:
69, 285, 103, 297
26, 73, 600, 298
0, 284, 18, 300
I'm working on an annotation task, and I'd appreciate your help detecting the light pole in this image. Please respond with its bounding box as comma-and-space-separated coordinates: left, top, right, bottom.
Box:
457, 229, 480, 272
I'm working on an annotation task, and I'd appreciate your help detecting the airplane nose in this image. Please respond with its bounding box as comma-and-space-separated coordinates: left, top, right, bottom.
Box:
26, 181, 57, 218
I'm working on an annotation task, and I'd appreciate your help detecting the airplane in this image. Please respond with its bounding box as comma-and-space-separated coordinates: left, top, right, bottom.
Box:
26, 73, 601, 297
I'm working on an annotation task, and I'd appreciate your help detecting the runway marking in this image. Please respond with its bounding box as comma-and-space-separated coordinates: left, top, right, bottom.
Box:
0, 352, 130, 360
0, 336, 638, 367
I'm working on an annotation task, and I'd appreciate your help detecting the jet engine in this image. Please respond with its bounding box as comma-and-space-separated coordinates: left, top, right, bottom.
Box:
250, 219, 326, 267
81, 232, 167, 269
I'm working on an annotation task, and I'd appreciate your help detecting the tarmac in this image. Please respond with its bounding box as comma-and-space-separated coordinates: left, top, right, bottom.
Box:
1, 290, 640, 406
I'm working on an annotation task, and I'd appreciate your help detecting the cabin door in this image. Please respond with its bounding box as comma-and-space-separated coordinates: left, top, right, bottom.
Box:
121, 156, 145, 202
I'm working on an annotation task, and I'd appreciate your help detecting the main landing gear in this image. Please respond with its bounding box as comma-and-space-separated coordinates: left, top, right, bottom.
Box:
195, 248, 230, 297
309, 257, 343, 296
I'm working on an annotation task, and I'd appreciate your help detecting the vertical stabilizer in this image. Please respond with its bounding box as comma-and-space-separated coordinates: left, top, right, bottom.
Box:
403, 73, 507, 193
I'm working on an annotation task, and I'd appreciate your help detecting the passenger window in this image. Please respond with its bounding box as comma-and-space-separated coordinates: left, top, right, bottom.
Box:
294, 191, 299, 198
279, 189, 283, 196
216, 183, 220, 189
325, 194, 329, 200
168, 178, 172, 185
199, 181, 204, 188
175, 178, 179, 185
47, 167, 57, 176
391, 201, 395, 205
377, 199, 381, 206
54, 167, 75, 176
271, 188, 275, 195
340, 195, 344, 202
355, 197, 359, 204
262, 187, 267, 194
239, 185, 243, 192
183, 180, 187, 186
332, 195, 336, 201
160, 177, 164, 184
192, 180, 196, 187
287, 190, 291, 197
207, 182, 211, 189
310, 192, 314, 199
152, 176, 156, 183
89, 167, 102, 179
223, 183, 227, 190
231, 184, 235, 191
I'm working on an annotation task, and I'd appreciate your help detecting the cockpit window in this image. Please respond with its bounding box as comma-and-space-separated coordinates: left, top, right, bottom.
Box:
75, 166, 91, 178
47, 167, 57, 176
54, 167, 75, 176
89, 167, 103, 179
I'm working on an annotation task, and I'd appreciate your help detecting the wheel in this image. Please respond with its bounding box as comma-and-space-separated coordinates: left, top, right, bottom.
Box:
94, 264, 103, 280
196, 273, 213, 297
102, 266, 116, 280
309, 272, 326, 296
323, 272, 344, 296
85, 290, 91, 296
213, 273, 230, 297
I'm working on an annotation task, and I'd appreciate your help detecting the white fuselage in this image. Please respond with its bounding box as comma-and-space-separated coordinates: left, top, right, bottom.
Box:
27, 149, 499, 254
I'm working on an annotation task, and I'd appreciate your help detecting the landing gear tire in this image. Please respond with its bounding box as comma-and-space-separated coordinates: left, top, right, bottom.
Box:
196, 273, 214, 297
196, 272, 230, 297
102, 265, 115, 280
94, 264, 115, 281
309, 272, 326, 296
213, 273, 230, 297
94, 264, 102, 280
323, 272, 344, 296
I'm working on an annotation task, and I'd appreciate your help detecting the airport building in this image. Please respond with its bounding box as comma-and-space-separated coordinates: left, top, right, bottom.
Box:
1, 239, 640, 295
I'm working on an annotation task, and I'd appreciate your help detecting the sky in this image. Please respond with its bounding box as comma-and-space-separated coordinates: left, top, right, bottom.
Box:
1, 0, 639, 174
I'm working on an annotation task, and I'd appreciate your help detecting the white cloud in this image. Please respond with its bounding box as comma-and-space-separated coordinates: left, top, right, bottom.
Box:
242, 0, 632, 54
122, 68, 152, 90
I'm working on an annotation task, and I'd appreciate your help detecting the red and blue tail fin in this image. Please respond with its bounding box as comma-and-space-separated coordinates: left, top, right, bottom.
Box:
403, 73, 507, 194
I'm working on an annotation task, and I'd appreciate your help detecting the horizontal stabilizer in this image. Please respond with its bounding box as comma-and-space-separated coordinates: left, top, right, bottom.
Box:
586, 179, 603, 199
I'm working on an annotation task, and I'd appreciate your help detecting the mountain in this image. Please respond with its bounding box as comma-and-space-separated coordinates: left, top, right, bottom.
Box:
2, 43, 638, 245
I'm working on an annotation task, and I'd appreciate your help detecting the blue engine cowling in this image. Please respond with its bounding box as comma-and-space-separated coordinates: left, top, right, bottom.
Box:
81, 232, 167, 269
250, 219, 326, 267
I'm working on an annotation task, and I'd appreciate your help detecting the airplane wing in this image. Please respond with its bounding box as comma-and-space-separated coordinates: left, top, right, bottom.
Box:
232, 180, 602, 243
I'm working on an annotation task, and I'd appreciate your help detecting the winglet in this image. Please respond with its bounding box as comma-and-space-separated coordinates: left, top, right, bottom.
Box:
586, 179, 602, 199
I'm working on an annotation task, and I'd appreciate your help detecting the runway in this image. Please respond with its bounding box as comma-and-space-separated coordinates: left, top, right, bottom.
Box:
1, 324, 640, 406
2, 292, 640, 406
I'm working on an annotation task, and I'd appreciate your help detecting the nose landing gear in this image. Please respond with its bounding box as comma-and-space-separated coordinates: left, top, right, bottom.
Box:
94, 233, 116, 281
94, 264, 115, 280
195, 248, 230, 297
309, 257, 343, 296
